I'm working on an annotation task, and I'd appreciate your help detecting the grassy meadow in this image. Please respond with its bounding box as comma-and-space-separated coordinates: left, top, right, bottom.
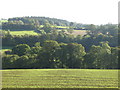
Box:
68, 30, 87, 36
2, 69, 118, 88
0, 20, 8, 23
40, 25, 69, 29
9, 30, 87, 36
10, 30, 39, 36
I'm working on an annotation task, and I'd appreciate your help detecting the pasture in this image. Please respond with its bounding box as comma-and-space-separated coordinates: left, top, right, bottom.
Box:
70, 30, 87, 36
9, 30, 87, 36
0, 20, 8, 23
2, 69, 118, 88
58, 30, 87, 36
40, 25, 69, 29
10, 30, 38, 36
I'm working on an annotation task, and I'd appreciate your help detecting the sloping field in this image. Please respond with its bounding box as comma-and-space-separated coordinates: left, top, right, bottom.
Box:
0, 20, 8, 23
71, 30, 87, 36
10, 31, 38, 36
2, 69, 118, 88
59, 30, 87, 36
10, 30, 87, 36
65, 30, 87, 36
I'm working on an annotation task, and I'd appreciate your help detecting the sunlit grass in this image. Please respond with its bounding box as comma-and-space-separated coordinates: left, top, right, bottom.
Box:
40, 25, 69, 29
2, 69, 118, 88
0, 20, 8, 23
10, 31, 38, 35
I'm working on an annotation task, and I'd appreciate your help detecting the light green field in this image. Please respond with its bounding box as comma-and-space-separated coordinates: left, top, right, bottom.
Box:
2, 69, 118, 88
40, 25, 69, 29
0, 20, 8, 23
9, 30, 87, 36
55, 26, 69, 29
10, 31, 38, 36
0, 46, 12, 53
69, 30, 87, 36
0, 49, 11, 53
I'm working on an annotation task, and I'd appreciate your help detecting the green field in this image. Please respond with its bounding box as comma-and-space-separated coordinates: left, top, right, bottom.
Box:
10, 30, 38, 35
2, 69, 118, 88
40, 25, 69, 29
0, 20, 8, 23
54, 25, 69, 29
67, 30, 87, 36
9, 30, 86, 36
0, 46, 13, 53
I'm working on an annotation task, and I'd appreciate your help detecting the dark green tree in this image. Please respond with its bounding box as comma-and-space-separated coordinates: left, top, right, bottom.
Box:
42, 23, 53, 33
12, 44, 31, 56
86, 42, 112, 69
37, 40, 60, 68
2, 55, 19, 69
60, 43, 86, 68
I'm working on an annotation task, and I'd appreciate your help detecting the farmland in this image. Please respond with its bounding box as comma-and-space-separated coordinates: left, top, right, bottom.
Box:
0, 20, 8, 23
9, 30, 87, 36
10, 30, 39, 36
66, 30, 87, 36
2, 69, 118, 88
1, 16, 119, 90
40, 25, 69, 29
2, 29, 87, 36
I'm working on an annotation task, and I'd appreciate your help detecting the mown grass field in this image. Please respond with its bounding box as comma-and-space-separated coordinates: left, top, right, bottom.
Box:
10, 30, 38, 36
2, 69, 118, 88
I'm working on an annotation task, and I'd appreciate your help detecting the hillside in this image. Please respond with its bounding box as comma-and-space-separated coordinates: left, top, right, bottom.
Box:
2, 16, 87, 30
8, 16, 71, 26
1, 16, 119, 70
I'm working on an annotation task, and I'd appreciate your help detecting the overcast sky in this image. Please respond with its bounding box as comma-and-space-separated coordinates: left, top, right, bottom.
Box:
0, 0, 119, 25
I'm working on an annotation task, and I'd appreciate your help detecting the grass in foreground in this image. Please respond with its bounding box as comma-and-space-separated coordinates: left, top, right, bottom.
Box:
2, 69, 118, 88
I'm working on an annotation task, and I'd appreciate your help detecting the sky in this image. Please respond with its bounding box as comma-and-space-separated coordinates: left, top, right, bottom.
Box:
0, 0, 119, 25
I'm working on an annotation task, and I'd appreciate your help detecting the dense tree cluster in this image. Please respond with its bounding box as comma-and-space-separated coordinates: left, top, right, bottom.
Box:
2, 41, 119, 69
1, 17, 119, 69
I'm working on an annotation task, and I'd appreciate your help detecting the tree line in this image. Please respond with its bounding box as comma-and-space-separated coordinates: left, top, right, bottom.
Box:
2, 17, 72, 30
2, 16, 98, 30
2, 28, 118, 51
2, 40, 119, 69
